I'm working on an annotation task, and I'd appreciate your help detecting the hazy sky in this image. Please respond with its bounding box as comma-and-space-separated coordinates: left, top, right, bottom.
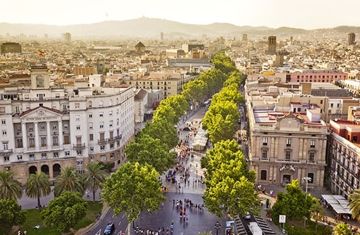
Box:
2, 0, 360, 28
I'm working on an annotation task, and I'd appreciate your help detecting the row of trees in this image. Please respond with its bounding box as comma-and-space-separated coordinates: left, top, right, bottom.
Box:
202, 71, 244, 143
101, 51, 237, 225
201, 140, 260, 217
199, 53, 260, 217
0, 162, 108, 232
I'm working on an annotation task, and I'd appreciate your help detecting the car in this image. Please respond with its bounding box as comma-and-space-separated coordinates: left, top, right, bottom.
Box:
103, 223, 115, 235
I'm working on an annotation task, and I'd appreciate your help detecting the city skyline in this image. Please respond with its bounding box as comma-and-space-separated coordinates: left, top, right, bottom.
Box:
2, 0, 360, 29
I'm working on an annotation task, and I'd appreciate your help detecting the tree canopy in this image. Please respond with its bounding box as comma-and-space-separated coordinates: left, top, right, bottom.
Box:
25, 172, 51, 209
333, 223, 352, 235
54, 167, 84, 196
84, 162, 108, 201
271, 180, 319, 223
0, 170, 22, 200
126, 134, 176, 173
41, 191, 87, 232
0, 199, 25, 232
141, 119, 178, 149
102, 162, 164, 223
349, 188, 360, 220
202, 140, 259, 217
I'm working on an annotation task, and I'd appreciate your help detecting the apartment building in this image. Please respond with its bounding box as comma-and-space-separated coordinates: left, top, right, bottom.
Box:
289, 70, 347, 83
124, 71, 194, 97
0, 84, 134, 184
328, 120, 360, 198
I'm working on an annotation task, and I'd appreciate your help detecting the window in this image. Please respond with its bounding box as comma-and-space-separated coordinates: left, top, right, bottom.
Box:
309, 152, 315, 162
100, 145, 105, 150
76, 126, 80, 130
65, 151, 70, 156
320, 100, 323, 104
89, 113, 92, 118
285, 151, 291, 161
41, 153, 47, 159
1, 120, 5, 125
2, 130, 7, 136
4, 156, 9, 162
53, 136, 58, 146
307, 173, 314, 183
75, 103, 80, 109
330, 103, 333, 108
310, 140, 315, 148
40, 137, 46, 147
262, 137, 268, 146
261, 150, 268, 160
99, 113, 104, 118
89, 122, 93, 129
109, 120, 113, 128
90, 147, 94, 152
100, 122, 104, 129
17, 155, 22, 160
76, 150, 82, 156
75, 115, 80, 121
53, 152, 59, 158
109, 111, 113, 116
89, 134, 94, 141
260, 170, 267, 180
3, 143, 8, 150
286, 138, 291, 147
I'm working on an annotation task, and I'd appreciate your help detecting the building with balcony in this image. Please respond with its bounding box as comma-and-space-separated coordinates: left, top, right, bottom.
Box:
0, 86, 134, 184
328, 120, 360, 198
247, 102, 328, 187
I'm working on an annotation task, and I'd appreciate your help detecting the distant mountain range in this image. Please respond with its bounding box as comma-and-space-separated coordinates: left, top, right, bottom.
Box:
0, 17, 359, 39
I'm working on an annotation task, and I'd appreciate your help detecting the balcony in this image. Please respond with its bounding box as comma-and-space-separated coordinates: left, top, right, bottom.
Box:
0, 149, 13, 154
114, 134, 122, 140
107, 137, 115, 144
73, 143, 86, 150
98, 139, 107, 145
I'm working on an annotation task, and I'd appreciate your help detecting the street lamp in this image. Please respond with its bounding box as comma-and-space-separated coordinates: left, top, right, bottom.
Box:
214, 221, 221, 235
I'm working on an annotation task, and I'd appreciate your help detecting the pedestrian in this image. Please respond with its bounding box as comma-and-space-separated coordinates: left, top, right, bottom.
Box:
172, 199, 175, 208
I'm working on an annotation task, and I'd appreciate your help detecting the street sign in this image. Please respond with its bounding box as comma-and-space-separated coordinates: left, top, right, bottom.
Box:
279, 215, 286, 224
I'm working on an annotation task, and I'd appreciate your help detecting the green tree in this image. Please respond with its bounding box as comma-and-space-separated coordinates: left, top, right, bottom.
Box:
201, 140, 254, 182
183, 79, 206, 103
0, 170, 22, 200
141, 119, 178, 149
84, 162, 108, 201
41, 191, 87, 232
102, 162, 164, 223
211, 51, 236, 74
271, 180, 317, 223
333, 223, 352, 235
125, 134, 176, 173
54, 167, 84, 196
0, 199, 25, 232
25, 172, 51, 209
158, 94, 189, 120
349, 189, 360, 220
204, 176, 260, 217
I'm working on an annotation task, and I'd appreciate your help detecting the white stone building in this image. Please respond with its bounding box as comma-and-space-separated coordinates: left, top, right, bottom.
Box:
0, 85, 134, 184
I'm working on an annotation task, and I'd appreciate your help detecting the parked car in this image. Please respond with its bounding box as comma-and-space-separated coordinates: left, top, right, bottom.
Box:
104, 223, 115, 235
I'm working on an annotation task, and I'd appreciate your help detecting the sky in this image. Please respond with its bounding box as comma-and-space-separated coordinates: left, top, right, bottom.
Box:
2, 0, 360, 29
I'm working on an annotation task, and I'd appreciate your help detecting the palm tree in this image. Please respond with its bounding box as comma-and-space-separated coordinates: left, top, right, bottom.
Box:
349, 189, 360, 220
25, 172, 51, 209
0, 170, 22, 200
54, 167, 84, 196
84, 162, 108, 201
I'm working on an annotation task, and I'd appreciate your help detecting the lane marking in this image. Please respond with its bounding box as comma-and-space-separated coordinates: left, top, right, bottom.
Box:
95, 228, 101, 235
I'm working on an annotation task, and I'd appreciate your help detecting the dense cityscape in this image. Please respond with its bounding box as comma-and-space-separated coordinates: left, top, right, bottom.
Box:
1, 1, 360, 235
